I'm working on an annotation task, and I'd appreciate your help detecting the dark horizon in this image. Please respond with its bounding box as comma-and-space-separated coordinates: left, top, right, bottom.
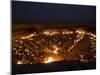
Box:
12, 1, 96, 25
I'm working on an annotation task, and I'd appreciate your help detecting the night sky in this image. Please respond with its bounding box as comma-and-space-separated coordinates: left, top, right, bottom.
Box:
12, 1, 96, 24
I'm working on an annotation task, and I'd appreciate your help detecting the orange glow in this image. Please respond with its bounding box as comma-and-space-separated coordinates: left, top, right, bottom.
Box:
21, 33, 36, 39
44, 57, 55, 63
53, 50, 58, 54
13, 28, 96, 64
52, 45, 59, 54
75, 29, 85, 34
17, 61, 23, 64
43, 55, 64, 64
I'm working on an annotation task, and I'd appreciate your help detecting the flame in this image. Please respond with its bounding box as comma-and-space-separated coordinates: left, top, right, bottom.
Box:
53, 50, 58, 54
52, 45, 59, 54
17, 61, 23, 64
21, 32, 36, 39
44, 57, 55, 64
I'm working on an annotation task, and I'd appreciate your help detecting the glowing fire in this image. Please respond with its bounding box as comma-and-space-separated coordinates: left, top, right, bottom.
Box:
53, 50, 58, 54
44, 57, 55, 63
17, 61, 23, 64
43, 55, 64, 64
52, 45, 59, 54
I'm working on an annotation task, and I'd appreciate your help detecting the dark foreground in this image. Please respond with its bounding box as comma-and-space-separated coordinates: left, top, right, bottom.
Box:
12, 60, 96, 74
